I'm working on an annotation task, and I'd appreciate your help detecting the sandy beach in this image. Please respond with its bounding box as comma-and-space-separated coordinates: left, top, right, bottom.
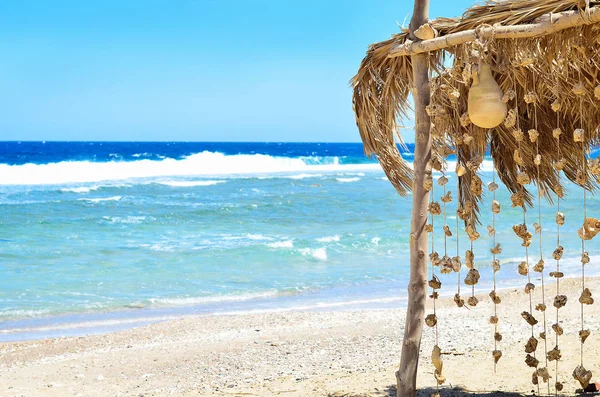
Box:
1, 276, 599, 397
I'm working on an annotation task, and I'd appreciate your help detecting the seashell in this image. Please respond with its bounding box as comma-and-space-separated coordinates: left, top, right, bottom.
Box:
438, 176, 448, 186
512, 128, 524, 142
510, 192, 525, 208
547, 346, 561, 363
504, 108, 517, 128
528, 129, 539, 143
490, 243, 502, 255
537, 367, 551, 383
533, 222, 542, 234
553, 295, 567, 309
466, 156, 483, 172
428, 201, 442, 215
432, 345, 445, 385
555, 382, 564, 392
518, 261, 529, 276
525, 336, 538, 353
551, 100, 561, 112
462, 134, 474, 146
580, 329, 591, 343
524, 282, 535, 294
454, 293, 465, 307
414, 23, 438, 40
552, 323, 563, 336
451, 256, 462, 272
489, 290, 501, 304
540, 332, 546, 341
456, 206, 468, 221
456, 163, 467, 177
487, 225, 496, 236
466, 225, 480, 241
554, 184, 565, 198
549, 271, 564, 278
531, 371, 538, 385
430, 252, 440, 266
574, 128, 585, 142
468, 63, 508, 128
464, 268, 480, 286
576, 170, 587, 185
440, 256, 454, 274
577, 217, 600, 240
525, 354, 539, 368
470, 175, 483, 196
572, 82, 587, 96
522, 311, 538, 326
494, 332, 502, 342
448, 90, 460, 104
556, 212, 565, 226
430, 291, 439, 299
553, 158, 566, 171
517, 172, 530, 185
443, 225, 452, 237
582, 252, 590, 264
429, 275, 442, 289
533, 259, 544, 273
524, 92, 537, 104
488, 182, 498, 192
467, 296, 479, 307
534, 154, 541, 166
490, 315, 498, 324
513, 223, 532, 246
423, 176, 433, 191
573, 365, 593, 389
513, 149, 525, 166
441, 191, 452, 203
465, 249, 474, 268
595, 85, 600, 100
535, 303, 546, 312
502, 89, 516, 103
425, 313, 437, 327
459, 112, 471, 127
552, 128, 562, 139
552, 246, 564, 260
492, 259, 501, 272
425, 224, 434, 233
492, 349, 502, 363
590, 158, 600, 175
579, 288, 594, 305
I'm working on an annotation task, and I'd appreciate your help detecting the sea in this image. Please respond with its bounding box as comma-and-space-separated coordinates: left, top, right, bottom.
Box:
1, 141, 599, 341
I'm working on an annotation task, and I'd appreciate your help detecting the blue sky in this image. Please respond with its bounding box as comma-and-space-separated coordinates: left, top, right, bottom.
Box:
1, 0, 474, 142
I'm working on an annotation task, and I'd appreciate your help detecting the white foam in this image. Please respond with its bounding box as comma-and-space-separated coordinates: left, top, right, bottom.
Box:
285, 173, 324, 180
60, 186, 99, 194
158, 180, 226, 187
78, 196, 122, 203
336, 177, 361, 183
316, 235, 340, 243
0, 152, 382, 186
267, 240, 294, 248
371, 237, 381, 245
299, 247, 327, 261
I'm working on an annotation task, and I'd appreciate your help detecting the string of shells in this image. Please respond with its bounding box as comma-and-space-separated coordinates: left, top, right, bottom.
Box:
489, 171, 502, 366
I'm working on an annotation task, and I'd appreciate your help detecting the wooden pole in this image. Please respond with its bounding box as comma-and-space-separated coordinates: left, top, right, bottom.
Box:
396, 1, 431, 397
389, 6, 600, 58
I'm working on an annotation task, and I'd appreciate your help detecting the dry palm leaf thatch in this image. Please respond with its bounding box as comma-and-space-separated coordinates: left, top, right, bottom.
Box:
352, 0, 600, 216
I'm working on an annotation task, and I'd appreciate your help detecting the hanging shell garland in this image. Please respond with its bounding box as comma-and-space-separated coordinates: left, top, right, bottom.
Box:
429, 275, 442, 289
547, 346, 562, 362
459, 112, 471, 127
443, 225, 452, 237
578, 217, 600, 240
441, 191, 452, 203
490, 315, 498, 324
492, 259, 501, 272
467, 63, 507, 128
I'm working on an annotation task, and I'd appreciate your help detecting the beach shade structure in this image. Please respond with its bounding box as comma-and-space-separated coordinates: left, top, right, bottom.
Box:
351, 0, 600, 396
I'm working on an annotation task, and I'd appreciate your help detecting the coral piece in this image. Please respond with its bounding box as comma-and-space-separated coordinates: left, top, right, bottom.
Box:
578, 217, 600, 240
518, 261, 529, 276
443, 225, 452, 236
539, 332, 546, 340
579, 288, 594, 305
488, 182, 498, 192
553, 295, 567, 309
524, 282, 535, 294
489, 290, 501, 304
547, 345, 562, 361
491, 200, 500, 214
580, 329, 591, 343
430, 157, 443, 171
492, 349, 502, 363
425, 224, 434, 233
556, 212, 565, 226
532, 371, 538, 385
429, 275, 442, 289
552, 246, 564, 260
573, 365, 593, 389
525, 336, 538, 353
467, 296, 479, 307
522, 311, 538, 326
428, 201, 442, 215
533, 259, 544, 272
464, 268, 480, 286
528, 129, 539, 143
490, 243, 502, 255
454, 293, 465, 307
574, 128, 585, 142
430, 291, 439, 299
513, 223, 532, 246
525, 354, 539, 368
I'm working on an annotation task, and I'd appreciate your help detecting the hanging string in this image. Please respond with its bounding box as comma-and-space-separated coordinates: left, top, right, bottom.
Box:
490, 167, 501, 371
552, 106, 563, 396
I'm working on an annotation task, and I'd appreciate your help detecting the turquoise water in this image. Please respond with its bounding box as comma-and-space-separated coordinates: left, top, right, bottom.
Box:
0, 142, 599, 341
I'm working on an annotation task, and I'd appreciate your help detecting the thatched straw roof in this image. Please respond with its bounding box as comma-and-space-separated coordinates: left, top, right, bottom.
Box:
352, 0, 600, 218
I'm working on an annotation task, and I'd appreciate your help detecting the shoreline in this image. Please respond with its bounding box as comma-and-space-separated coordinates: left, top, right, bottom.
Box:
2, 277, 599, 396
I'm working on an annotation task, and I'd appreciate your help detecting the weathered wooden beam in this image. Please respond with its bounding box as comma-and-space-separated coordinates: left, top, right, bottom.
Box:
396, 1, 431, 397
389, 6, 600, 58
